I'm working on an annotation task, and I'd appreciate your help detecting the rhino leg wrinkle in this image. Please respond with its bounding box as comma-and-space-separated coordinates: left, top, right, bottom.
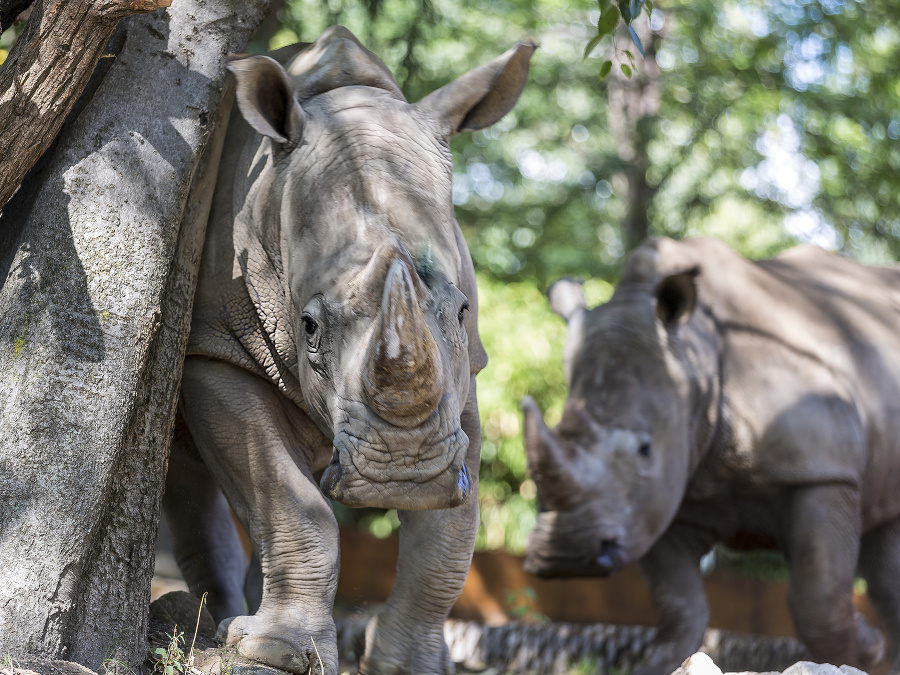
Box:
524, 237, 900, 675
162, 26, 534, 675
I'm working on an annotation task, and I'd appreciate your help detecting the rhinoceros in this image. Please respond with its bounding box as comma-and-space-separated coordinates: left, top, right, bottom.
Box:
161, 26, 533, 675
523, 237, 900, 675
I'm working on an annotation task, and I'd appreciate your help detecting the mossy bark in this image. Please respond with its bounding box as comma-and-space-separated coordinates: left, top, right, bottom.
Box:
0, 1, 268, 669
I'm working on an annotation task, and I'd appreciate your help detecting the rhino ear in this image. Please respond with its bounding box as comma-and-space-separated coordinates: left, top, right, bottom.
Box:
227, 55, 306, 146
414, 41, 535, 136
655, 267, 700, 327
547, 278, 586, 323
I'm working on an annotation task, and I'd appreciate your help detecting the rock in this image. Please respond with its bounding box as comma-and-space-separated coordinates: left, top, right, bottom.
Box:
0, 659, 97, 675
781, 663, 843, 675
839, 667, 867, 675
228, 666, 288, 675
673, 652, 725, 675
149, 591, 217, 640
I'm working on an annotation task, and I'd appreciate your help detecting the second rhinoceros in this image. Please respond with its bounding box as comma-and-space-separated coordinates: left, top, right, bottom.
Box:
523, 237, 900, 675
161, 26, 533, 675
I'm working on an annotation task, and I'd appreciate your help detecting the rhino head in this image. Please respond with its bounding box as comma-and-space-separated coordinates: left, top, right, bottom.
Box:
523, 249, 716, 577
226, 27, 533, 511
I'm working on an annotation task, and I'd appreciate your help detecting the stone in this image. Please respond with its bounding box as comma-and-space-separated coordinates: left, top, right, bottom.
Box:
839, 667, 867, 675
782, 662, 844, 675
149, 591, 217, 640
0, 659, 97, 675
672, 652, 725, 675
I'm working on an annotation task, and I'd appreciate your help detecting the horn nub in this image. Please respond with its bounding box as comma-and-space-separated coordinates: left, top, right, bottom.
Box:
363, 259, 443, 427
522, 396, 579, 500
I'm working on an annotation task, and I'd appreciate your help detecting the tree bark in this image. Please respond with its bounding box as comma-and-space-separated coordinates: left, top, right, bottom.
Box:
0, 0, 174, 211
0, 0, 268, 669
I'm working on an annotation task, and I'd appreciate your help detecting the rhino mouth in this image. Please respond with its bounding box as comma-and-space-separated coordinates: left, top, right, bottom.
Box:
524, 546, 623, 579
525, 513, 629, 578
320, 397, 471, 510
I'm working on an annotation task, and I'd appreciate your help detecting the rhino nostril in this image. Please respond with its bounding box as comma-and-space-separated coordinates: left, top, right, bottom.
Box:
596, 539, 622, 569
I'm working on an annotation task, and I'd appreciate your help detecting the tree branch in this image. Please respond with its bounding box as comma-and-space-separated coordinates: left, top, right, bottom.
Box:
0, 0, 172, 211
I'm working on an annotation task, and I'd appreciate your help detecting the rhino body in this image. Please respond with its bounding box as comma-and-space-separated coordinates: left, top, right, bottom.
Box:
162, 27, 532, 675
524, 237, 900, 675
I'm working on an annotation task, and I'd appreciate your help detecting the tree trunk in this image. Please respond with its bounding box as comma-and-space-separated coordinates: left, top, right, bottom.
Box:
0, 0, 177, 211
0, 0, 268, 669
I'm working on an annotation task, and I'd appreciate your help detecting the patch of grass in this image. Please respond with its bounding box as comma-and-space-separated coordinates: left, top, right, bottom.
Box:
568, 656, 601, 675
503, 587, 548, 623
706, 545, 791, 582
150, 628, 186, 675
101, 643, 137, 675
218, 648, 236, 675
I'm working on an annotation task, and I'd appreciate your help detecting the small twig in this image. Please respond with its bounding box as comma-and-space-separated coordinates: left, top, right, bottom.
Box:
310, 636, 322, 675
187, 592, 207, 668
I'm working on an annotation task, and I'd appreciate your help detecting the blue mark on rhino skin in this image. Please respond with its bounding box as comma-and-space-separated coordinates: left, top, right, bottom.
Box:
414, 244, 438, 285
456, 463, 471, 498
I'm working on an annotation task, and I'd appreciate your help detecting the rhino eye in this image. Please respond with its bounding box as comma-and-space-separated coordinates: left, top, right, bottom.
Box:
638, 442, 652, 458
457, 300, 469, 325
301, 313, 320, 351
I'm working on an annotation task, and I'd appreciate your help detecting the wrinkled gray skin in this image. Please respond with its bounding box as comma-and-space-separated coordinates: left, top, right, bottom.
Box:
161, 26, 533, 675
523, 237, 900, 675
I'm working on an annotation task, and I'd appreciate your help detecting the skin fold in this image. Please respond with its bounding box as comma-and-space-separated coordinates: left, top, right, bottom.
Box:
524, 237, 900, 675
162, 26, 533, 675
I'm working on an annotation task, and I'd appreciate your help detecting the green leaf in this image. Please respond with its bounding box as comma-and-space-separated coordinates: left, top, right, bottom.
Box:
617, 0, 632, 23
629, 0, 643, 23
599, 59, 613, 80
645, 0, 653, 18
583, 34, 603, 60
620, 63, 632, 78
597, 0, 612, 14
596, 6, 619, 37
627, 24, 645, 57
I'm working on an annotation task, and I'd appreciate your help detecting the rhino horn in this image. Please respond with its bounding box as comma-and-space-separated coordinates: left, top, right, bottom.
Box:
363, 259, 443, 428
522, 396, 579, 498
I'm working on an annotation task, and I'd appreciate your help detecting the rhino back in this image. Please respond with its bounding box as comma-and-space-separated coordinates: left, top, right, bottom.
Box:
673, 239, 900, 528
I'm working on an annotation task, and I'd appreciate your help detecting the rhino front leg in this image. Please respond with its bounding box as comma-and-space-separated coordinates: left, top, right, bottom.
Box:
787, 484, 885, 671
181, 357, 339, 675
635, 527, 712, 675
360, 380, 482, 675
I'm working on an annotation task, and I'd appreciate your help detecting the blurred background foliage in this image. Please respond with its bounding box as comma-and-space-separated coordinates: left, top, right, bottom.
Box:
3, 0, 898, 556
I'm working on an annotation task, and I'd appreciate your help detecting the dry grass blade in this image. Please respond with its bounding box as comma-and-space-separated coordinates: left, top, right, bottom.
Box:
187, 592, 208, 669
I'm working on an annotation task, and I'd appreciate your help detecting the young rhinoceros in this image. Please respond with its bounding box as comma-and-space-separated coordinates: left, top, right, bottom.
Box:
523, 237, 900, 675
162, 26, 533, 675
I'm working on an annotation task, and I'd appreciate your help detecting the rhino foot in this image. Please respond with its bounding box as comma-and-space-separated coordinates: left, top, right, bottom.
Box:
217, 614, 338, 675
854, 613, 886, 670
359, 613, 452, 675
